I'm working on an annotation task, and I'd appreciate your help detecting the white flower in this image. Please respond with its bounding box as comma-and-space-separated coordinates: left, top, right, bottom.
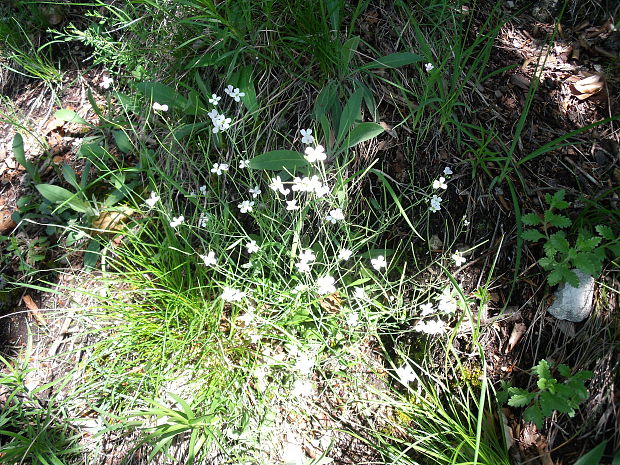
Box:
200, 251, 217, 267
338, 248, 353, 261
451, 250, 466, 267
211, 163, 229, 175
429, 195, 442, 212
152, 102, 169, 112
249, 186, 261, 198
212, 115, 232, 133
238, 200, 254, 213
246, 240, 259, 254
300, 128, 314, 145
286, 199, 300, 211
420, 302, 434, 316
326, 208, 344, 223
432, 176, 448, 190
371, 255, 387, 271
419, 319, 445, 335
221, 287, 246, 302
294, 353, 315, 375
101, 76, 113, 89
443, 166, 453, 175
424, 63, 434, 72
293, 283, 308, 294
291, 379, 313, 398
145, 191, 160, 208
396, 364, 416, 385
269, 176, 290, 195
304, 144, 327, 163
237, 311, 255, 326
207, 109, 219, 120
170, 215, 184, 228
346, 311, 360, 327
208, 93, 221, 105
298, 250, 316, 263
239, 159, 250, 169
314, 183, 330, 198
224, 84, 245, 102
199, 185, 207, 195
316, 275, 336, 295
353, 287, 367, 300
295, 261, 312, 273
463, 217, 470, 226
438, 290, 457, 314
198, 212, 210, 227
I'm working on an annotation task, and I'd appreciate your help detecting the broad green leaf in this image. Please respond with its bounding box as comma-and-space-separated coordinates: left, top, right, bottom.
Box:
249, 150, 309, 172
83, 239, 100, 270
230, 66, 258, 113
523, 404, 544, 428
345, 122, 384, 149
595, 224, 614, 240
341, 36, 360, 68
313, 80, 338, 120
35, 184, 94, 215
574, 441, 607, 465
12, 133, 38, 181
185, 50, 239, 69
61, 164, 79, 190
12, 132, 26, 167
113, 130, 132, 153
337, 87, 364, 143
174, 122, 210, 140
54, 109, 90, 126
134, 81, 187, 109
522, 229, 545, 242
521, 212, 542, 226
361, 52, 424, 69
36, 184, 75, 204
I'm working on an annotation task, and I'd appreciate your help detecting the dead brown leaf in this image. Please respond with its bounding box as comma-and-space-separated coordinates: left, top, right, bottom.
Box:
22, 295, 47, 326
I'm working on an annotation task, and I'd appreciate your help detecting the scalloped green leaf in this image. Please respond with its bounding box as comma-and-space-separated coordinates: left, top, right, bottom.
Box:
522, 213, 543, 226
522, 229, 545, 242
523, 404, 544, 428
595, 224, 614, 240
544, 211, 571, 228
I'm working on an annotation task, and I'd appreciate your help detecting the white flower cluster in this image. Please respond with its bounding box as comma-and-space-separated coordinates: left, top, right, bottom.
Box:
221, 286, 246, 302
414, 319, 445, 335
295, 249, 316, 273
291, 175, 330, 198
152, 102, 169, 112
208, 109, 231, 133
429, 166, 453, 213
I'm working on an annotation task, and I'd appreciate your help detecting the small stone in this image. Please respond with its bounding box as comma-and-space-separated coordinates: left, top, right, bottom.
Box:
429, 234, 443, 250
547, 269, 595, 322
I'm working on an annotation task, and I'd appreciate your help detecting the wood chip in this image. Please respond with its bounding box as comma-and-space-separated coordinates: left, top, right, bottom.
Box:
505, 322, 526, 353
23, 295, 47, 326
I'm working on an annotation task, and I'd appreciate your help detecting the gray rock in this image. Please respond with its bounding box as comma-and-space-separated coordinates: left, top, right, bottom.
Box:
547, 269, 595, 322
